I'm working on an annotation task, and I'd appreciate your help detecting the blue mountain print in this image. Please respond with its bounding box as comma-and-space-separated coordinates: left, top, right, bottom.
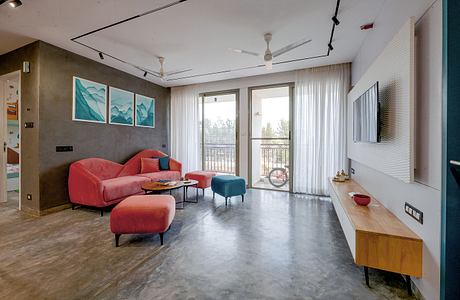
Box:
74, 78, 106, 122
110, 88, 134, 125
136, 95, 155, 128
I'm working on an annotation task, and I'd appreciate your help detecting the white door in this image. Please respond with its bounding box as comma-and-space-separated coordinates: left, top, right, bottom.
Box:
0, 77, 6, 203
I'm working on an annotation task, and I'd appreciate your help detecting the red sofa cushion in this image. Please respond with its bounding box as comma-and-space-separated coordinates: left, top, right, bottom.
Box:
102, 176, 150, 202
136, 171, 181, 182
110, 195, 176, 234
141, 158, 160, 173
118, 150, 167, 177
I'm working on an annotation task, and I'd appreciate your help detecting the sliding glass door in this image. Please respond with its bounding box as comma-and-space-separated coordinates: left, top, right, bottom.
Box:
249, 84, 292, 191
200, 91, 239, 175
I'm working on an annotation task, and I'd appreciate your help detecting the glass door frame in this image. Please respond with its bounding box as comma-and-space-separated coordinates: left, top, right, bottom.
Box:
248, 83, 294, 192
199, 89, 240, 176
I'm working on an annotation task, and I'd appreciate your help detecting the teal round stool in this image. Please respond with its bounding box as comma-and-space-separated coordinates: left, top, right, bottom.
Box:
211, 175, 246, 206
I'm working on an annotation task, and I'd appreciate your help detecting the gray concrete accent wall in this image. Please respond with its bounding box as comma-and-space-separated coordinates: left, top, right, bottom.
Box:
0, 42, 40, 212
38, 42, 170, 210
1, 41, 170, 212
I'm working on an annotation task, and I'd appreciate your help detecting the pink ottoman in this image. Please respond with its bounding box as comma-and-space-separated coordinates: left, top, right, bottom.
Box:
185, 171, 216, 195
110, 195, 175, 246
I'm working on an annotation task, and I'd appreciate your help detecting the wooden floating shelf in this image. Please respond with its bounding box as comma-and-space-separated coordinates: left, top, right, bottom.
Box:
328, 178, 423, 278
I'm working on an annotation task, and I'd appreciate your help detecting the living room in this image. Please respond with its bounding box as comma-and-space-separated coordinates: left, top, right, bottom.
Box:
0, 0, 459, 299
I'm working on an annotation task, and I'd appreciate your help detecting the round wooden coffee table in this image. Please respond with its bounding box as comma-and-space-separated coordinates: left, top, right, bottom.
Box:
141, 180, 199, 209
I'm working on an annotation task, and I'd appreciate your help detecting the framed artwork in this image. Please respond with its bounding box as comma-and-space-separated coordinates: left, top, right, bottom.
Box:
6, 79, 19, 120
72, 76, 107, 123
135, 94, 155, 128
109, 87, 134, 126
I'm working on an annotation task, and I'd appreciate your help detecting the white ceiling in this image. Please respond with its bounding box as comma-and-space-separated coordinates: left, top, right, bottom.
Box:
0, 0, 434, 87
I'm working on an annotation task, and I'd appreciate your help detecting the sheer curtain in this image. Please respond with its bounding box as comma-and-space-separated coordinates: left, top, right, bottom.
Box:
293, 63, 350, 195
170, 85, 200, 174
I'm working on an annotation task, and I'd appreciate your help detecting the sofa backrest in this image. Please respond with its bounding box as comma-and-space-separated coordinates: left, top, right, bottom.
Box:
74, 158, 124, 180
117, 149, 167, 177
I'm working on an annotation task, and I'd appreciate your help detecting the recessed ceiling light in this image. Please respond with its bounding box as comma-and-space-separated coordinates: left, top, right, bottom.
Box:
8, 0, 22, 8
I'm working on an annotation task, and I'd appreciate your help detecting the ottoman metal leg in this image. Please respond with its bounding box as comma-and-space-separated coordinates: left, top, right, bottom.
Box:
115, 234, 121, 247
242, 194, 244, 202
225, 197, 228, 206
213, 192, 215, 200
159, 232, 164, 245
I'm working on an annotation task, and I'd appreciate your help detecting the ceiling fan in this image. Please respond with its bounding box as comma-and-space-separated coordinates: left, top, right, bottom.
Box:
229, 33, 312, 70
149, 57, 192, 81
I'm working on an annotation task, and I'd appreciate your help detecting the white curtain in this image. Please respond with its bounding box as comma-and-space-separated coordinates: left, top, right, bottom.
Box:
293, 63, 350, 195
170, 85, 200, 174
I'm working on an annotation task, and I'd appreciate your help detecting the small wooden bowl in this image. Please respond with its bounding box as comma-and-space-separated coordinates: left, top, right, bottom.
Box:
353, 194, 371, 206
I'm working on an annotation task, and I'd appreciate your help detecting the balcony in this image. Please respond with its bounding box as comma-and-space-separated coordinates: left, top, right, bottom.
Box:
203, 143, 236, 174
202, 143, 289, 190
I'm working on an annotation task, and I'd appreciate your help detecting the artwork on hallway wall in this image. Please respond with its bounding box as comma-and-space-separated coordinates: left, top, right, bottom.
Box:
6, 79, 19, 120
72, 76, 107, 123
109, 87, 134, 126
135, 94, 155, 128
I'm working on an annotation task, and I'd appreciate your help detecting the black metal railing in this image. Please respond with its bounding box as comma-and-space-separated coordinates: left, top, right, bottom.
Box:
202, 143, 289, 176
260, 143, 289, 176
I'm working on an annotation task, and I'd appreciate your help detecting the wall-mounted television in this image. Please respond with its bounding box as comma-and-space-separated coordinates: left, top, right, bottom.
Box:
353, 82, 380, 143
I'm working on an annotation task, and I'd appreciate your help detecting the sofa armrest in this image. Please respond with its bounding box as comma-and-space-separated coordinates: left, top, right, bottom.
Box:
68, 164, 105, 207
169, 158, 182, 175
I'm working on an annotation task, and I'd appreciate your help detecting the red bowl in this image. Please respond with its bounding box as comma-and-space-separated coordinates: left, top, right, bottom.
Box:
353, 194, 371, 206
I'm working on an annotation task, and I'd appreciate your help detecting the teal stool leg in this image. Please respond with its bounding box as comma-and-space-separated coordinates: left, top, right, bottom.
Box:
242, 194, 244, 202
213, 192, 215, 200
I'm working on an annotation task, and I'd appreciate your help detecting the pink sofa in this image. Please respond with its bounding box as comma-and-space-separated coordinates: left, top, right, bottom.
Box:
68, 150, 181, 214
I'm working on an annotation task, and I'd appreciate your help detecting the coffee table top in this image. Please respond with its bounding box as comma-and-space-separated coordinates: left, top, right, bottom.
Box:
181, 179, 199, 187
142, 181, 184, 192
141, 180, 198, 192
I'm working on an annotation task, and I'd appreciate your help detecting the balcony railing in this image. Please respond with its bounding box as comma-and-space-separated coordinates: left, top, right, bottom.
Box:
202, 143, 289, 176
203, 144, 236, 174
259, 143, 289, 177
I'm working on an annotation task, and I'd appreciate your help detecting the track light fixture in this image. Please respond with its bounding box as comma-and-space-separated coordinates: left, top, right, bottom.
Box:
332, 16, 340, 26
8, 0, 22, 8
328, 43, 334, 51
98, 52, 104, 60
0, 0, 22, 7
143, 71, 148, 77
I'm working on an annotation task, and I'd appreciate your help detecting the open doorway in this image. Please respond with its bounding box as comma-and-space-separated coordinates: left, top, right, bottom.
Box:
0, 71, 21, 210
199, 90, 239, 175
249, 84, 293, 192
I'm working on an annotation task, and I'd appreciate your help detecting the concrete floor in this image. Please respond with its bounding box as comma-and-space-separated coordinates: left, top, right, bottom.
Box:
253, 178, 289, 191
0, 190, 414, 300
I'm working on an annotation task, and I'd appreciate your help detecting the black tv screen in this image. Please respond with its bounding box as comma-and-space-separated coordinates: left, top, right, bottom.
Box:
353, 82, 380, 143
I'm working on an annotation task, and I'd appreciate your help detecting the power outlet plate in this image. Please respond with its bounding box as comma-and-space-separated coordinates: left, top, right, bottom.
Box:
56, 146, 73, 152
404, 202, 423, 224
27, 194, 32, 201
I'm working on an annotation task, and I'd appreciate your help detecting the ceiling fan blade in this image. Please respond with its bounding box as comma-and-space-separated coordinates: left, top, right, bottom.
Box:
165, 68, 193, 77
228, 48, 260, 57
143, 68, 162, 77
272, 38, 312, 58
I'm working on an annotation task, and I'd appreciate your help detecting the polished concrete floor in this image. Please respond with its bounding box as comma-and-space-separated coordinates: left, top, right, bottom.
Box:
253, 178, 289, 191
0, 190, 414, 299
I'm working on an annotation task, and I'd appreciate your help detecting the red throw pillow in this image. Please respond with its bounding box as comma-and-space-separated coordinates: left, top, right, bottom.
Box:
141, 158, 160, 173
